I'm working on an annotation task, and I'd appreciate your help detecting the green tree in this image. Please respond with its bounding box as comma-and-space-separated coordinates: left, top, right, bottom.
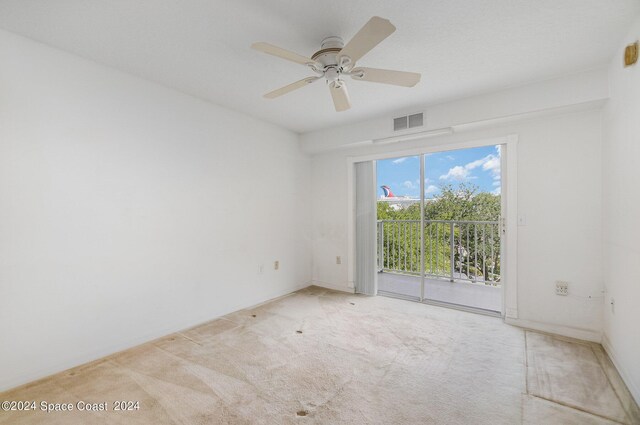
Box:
377, 183, 501, 284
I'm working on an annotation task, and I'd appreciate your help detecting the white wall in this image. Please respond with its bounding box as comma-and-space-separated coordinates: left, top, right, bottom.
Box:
301, 68, 609, 154
311, 109, 604, 340
602, 16, 640, 402
0, 30, 311, 391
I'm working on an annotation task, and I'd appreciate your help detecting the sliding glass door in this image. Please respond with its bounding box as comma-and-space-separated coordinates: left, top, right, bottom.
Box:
376, 146, 503, 313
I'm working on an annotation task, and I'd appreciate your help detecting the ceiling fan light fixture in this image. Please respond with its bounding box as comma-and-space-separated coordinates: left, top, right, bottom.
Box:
324, 67, 340, 82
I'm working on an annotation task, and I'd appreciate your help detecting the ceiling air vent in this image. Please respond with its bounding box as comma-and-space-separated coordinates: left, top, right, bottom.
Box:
393, 112, 424, 131
408, 113, 423, 128
393, 116, 408, 131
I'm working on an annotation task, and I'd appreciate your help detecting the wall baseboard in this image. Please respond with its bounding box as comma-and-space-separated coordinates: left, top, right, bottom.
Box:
504, 317, 602, 343
602, 333, 640, 406
311, 280, 356, 294
0, 281, 312, 393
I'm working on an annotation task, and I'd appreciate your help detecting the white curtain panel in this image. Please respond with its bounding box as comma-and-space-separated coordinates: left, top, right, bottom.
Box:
354, 161, 377, 295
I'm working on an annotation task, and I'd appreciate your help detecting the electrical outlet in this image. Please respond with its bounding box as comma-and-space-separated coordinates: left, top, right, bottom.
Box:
274, 260, 279, 270
336, 256, 342, 265
555, 281, 569, 296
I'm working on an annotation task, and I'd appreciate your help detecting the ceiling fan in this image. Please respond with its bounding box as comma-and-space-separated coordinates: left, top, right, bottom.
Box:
251, 16, 421, 112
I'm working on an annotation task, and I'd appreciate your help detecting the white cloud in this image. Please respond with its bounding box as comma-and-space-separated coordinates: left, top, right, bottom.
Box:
446, 155, 455, 161
492, 180, 501, 187
439, 166, 470, 180
465, 157, 486, 170
482, 156, 500, 175
425, 185, 439, 194
492, 187, 501, 195
441, 152, 501, 182
403, 180, 416, 189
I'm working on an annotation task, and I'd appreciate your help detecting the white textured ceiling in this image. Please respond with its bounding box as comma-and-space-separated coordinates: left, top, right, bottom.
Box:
0, 0, 638, 133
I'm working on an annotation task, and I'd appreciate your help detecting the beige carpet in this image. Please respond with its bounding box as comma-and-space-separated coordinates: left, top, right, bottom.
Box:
526, 331, 639, 424
1, 286, 637, 424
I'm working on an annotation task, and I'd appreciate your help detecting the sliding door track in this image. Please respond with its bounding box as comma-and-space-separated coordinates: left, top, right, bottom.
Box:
377, 290, 501, 318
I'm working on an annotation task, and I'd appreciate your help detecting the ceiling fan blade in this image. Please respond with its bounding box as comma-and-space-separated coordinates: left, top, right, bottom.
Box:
338, 16, 396, 65
351, 67, 421, 87
251, 42, 319, 66
329, 81, 351, 112
264, 77, 320, 99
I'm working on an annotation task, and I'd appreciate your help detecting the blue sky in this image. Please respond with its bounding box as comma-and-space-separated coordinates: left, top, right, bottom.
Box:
376, 145, 501, 199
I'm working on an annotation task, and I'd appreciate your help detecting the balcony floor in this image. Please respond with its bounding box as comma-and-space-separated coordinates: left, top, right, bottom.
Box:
377, 272, 502, 313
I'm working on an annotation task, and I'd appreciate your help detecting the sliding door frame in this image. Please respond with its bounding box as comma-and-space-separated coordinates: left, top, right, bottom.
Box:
419, 153, 425, 301
347, 134, 518, 319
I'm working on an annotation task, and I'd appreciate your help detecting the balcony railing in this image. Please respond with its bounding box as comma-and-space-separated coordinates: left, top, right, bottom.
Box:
377, 219, 501, 285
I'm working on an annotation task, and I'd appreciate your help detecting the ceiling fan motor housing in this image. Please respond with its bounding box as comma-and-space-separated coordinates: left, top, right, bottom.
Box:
311, 36, 344, 67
